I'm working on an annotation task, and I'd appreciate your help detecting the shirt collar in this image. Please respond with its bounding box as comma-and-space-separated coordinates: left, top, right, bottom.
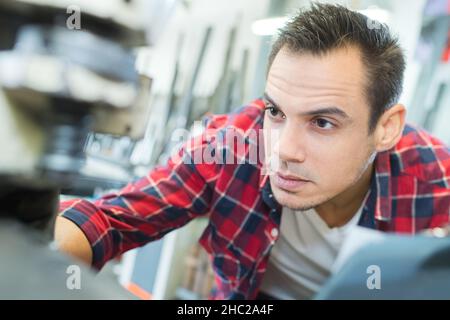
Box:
259, 173, 281, 211
372, 149, 393, 222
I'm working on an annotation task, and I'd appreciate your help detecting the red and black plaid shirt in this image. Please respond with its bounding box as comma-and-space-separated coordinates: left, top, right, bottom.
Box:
60, 98, 450, 299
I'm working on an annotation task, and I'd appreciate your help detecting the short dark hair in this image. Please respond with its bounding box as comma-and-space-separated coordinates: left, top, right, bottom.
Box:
268, 3, 405, 133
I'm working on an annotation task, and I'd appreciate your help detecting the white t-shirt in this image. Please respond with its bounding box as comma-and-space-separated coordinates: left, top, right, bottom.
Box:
259, 200, 365, 300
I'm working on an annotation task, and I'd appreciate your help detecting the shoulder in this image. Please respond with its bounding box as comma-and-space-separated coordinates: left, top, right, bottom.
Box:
178, 99, 265, 180
391, 123, 450, 188
202, 99, 265, 134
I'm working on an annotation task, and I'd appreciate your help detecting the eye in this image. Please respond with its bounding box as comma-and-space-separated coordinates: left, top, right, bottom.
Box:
312, 118, 335, 130
267, 107, 279, 117
264, 104, 286, 121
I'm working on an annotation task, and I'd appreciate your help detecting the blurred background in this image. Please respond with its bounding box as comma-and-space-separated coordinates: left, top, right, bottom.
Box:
0, 0, 449, 299
76, 0, 449, 300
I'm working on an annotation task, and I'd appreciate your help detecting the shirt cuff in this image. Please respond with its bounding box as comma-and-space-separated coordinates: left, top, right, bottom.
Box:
59, 199, 112, 270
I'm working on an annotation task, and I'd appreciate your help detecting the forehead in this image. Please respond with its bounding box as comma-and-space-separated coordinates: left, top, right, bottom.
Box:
266, 46, 368, 114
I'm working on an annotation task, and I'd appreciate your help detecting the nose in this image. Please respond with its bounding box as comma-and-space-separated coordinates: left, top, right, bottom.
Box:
274, 122, 306, 163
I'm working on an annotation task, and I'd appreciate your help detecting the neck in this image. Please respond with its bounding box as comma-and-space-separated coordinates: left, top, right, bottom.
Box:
315, 163, 374, 228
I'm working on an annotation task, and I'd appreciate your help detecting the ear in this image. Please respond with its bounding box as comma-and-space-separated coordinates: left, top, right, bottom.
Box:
374, 104, 406, 152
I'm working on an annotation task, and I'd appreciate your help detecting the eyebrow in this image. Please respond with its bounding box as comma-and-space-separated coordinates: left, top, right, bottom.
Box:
263, 92, 350, 120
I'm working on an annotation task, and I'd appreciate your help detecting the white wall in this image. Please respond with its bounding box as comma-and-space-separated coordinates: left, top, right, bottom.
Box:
145, 0, 271, 100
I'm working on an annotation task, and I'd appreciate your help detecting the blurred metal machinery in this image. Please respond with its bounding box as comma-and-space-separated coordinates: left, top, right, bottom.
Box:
0, 0, 176, 299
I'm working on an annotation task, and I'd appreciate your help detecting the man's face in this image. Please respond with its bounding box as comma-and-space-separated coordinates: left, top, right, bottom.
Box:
263, 46, 377, 211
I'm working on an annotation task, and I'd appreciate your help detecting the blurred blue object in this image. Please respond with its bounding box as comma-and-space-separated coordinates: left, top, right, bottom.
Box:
316, 234, 450, 299
424, 0, 450, 16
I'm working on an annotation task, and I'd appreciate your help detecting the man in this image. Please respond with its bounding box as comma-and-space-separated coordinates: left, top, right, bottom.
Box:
55, 4, 450, 299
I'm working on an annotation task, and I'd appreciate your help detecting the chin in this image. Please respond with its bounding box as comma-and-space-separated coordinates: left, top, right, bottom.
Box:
271, 184, 322, 211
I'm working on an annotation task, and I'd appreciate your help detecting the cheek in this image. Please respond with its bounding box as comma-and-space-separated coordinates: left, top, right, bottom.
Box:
263, 128, 271, 160
308, 137, 371, 181
263, 120, 277, 156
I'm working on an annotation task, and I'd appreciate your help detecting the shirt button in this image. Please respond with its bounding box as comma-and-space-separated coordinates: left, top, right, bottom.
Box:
268, 193, 273, 198
271, 228, 279, 238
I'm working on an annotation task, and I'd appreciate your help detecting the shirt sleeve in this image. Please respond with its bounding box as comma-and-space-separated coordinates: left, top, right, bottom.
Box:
59, 130, 219, 270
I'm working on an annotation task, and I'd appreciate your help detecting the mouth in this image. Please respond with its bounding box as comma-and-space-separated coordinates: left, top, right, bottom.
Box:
272, 172, 311, 192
